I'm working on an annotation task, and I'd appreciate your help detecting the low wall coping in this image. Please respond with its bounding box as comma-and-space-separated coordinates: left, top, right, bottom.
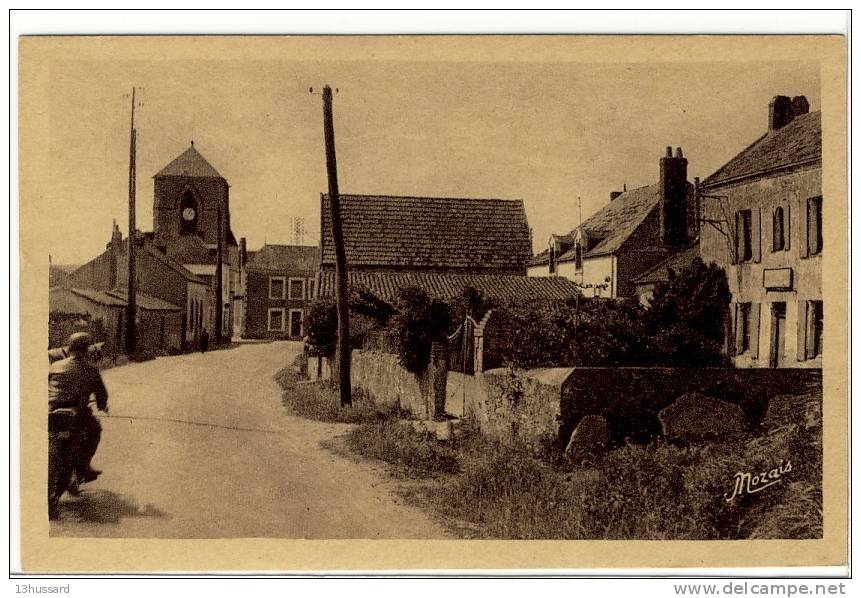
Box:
483, 366, 576, 386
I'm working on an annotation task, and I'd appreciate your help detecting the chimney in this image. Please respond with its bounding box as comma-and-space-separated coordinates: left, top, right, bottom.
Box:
659, 146, 688, 247
791, 95, 810, 119
769, 95, 793, 131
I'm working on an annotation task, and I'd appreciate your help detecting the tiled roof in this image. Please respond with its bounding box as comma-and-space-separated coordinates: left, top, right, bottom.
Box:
247, 244, 319, 271
527, 250, 550, 267
142, 242, 209, 284
318, 271, 580, 305
631, 245, 701, 285
557, 183, 682, 261
154, 145, 224, 179
106, 288, 183, 311
703, 111, 821, 187
69, 287, 127, 307
320, 194, 532, 271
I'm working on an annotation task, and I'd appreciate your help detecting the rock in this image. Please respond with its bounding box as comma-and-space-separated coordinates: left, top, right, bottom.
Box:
658, 392, 746, 443
564, 414, 609, 465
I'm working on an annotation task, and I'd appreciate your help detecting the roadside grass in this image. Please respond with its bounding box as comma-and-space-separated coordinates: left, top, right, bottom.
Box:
275, 367, 400, 424
277, 361, 821, 540
346, 421, 461, 476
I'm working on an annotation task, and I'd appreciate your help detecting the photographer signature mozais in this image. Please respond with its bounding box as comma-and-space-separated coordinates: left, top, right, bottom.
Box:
725, 460, 792, 502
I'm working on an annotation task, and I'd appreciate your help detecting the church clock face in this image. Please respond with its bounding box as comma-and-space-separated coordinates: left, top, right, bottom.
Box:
182, 207, 196, 221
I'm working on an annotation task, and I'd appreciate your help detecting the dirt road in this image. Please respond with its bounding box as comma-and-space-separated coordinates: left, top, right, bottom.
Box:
50, 341, 447, 539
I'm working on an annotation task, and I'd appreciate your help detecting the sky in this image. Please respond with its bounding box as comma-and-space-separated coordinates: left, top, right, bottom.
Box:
41, 56, 820, 264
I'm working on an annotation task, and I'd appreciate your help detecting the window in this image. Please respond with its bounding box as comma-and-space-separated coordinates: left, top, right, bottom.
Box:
307, 278, 316, 300
268, 308, 285, 331
269, 276, 285, 300
772, 206, 786, 251
806, 300, 823, 358
574, 241, 583, 271
736, 209, 753, 262
737, 302, 752, 354
806, 196, 823, 255
288, 278, 305, 300
548, 247, 556, 274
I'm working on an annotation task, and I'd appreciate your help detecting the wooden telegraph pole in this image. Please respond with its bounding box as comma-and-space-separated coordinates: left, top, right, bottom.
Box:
125, 87, 138, 356
321, 85, 351, 407
214, 184, 224, 344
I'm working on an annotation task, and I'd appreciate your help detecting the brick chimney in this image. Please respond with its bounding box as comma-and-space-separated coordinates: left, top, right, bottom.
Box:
791, 95, 810, 118
659, 146, 688, 248
769, 95, 793, 131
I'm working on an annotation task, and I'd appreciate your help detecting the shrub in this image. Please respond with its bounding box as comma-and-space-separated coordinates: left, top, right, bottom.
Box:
304, 298, 338, 357
484, 259, 732, 369
388, 287, 452, 375
644, 258, 732, 367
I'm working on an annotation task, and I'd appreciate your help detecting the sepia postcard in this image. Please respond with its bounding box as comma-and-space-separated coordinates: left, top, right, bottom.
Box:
17, 33, 848, 573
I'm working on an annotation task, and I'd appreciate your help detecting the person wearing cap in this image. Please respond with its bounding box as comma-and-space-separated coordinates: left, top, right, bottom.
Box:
48, 332, 109, 483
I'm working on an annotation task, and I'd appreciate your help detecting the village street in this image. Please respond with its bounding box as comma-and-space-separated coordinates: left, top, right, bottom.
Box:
50, 341, 447, 539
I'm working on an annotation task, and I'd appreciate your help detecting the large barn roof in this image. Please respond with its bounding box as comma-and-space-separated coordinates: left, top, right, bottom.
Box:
320, 194, 532, 271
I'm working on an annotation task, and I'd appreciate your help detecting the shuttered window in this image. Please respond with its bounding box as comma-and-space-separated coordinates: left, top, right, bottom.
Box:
773, 206, 786, 251
735, 302, 752, 354
735, 210, 753, 262
807, 196, 823, 256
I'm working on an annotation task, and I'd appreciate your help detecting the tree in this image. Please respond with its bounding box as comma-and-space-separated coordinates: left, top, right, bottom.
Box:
644, 258, 732, 367
389, 287, 452, 375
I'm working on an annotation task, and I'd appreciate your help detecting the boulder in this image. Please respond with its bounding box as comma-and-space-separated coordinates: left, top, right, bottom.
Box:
658, 392, 746, 443
564, 414, 609, 465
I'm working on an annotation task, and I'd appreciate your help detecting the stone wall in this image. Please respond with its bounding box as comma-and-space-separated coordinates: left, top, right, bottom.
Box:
447, 367, 573, 448
350, 350, 821, 453
350, 350, 433, 419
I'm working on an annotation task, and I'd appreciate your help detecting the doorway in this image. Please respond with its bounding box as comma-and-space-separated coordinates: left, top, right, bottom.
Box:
769, 302, 786, 368
289, 309, 303, 338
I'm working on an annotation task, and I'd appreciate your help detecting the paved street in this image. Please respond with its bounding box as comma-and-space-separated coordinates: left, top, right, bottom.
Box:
50, 341, 447, 538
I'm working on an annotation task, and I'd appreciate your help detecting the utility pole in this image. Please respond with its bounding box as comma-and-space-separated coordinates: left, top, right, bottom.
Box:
214, 182, 224, 344
320, 84, 351, 407
125, 87, 138, 356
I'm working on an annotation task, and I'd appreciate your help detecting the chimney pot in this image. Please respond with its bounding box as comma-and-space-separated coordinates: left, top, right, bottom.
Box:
791, 95, 810, 118
769, 95, 793, 131
675, 147, 684, 159
665, 146, 673, 158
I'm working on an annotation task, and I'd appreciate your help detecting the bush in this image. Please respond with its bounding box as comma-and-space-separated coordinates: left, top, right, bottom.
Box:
304, 298, 338, 357
388, 287, 452, 375
644, 258, 732, 367
484, 259, 732, 369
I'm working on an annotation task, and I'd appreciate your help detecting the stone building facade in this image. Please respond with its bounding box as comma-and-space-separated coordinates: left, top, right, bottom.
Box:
700, 95, 822, 369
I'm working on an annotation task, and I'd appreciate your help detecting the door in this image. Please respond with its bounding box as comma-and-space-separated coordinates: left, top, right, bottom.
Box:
769, 302, 786, 368
289, 309, 303, 338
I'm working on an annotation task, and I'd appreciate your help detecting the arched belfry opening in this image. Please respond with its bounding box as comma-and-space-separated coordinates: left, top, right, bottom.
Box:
180, 187, 199, 235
